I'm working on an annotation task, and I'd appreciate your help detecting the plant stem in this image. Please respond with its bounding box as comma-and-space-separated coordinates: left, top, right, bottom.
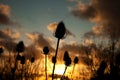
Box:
61, 66, 67, 80
71, 64, 75, 79
52, 38, 60, 80
21, 64, 23, 80
45, 55, 48, 80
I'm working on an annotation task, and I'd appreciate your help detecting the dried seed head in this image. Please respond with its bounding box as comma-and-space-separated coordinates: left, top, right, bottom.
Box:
16, 41, 25, 53
0, 48, 3, 54
31, 57, 35, 63
63, 51, 69, 61
74, 56, 79, 64
43, 46, 49, 55
16, 54, 21, 60
55, 21, 66, 39
65, 57, 71, 66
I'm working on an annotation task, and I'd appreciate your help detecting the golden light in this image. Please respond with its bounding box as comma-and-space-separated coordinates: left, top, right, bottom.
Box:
47, 62, 67, 75
37, 57, 91, 80
54, 64, 65, 75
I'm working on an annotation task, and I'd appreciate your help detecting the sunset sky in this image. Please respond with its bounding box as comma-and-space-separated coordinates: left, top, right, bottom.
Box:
0, 0, 93, 45
0, 0, 120, 79
0, 0, 120, 54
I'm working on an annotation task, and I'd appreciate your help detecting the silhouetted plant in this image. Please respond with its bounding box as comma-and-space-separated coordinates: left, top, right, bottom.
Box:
52, 21, 66, 80
71, 56, 79, 79
74, 56, 79, 64
12, 41, 25, 80
43, 46, 49, 80
31, 57, 35, 63
97, 61, 107, 76
63, 51, 69, 61
0, 48, 3, 79
0, 48, 3, 60
61, 51, 71, 80
20, 56, 25, 80
16, 41, 25, 53
54, 21, 66, 39
0, 48, 3, 55
91, 61, 107, 80
20, 56, 25, 64
52, 56, 56, 63
115, 53, 120, 65
16, 54, 21, 60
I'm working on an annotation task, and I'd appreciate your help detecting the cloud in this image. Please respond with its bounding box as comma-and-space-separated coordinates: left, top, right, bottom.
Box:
0, 29, 13, 41
72, 2, 96, 19
0, 28, 20, 41
60, 43, 83, 55
71, 0, 120, 39
25, 32, 38, 42
0, 4, 13, 25
47, 22, 57, 32
24, 44, 43, 60
11, 30, 20, 40
26, 32, 55, 52
0, 40, 17, 52
0, 28, 21, 52
47, 22, 75, 37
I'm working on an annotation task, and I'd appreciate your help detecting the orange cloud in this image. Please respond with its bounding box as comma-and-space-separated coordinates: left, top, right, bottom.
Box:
47, 22, 57, 32
0, 4, 13, 25
72, 0, 120, 39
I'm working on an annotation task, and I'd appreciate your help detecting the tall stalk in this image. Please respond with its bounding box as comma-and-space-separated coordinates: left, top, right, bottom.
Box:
43, 46, 49, 80
12, 41, 25, 80
45, 55, 47, 80
52, 38, 60, 80
52, 21, 66, 80
61, 66, 67, 80
71, 56, 79, 79
61, 51, 71, 80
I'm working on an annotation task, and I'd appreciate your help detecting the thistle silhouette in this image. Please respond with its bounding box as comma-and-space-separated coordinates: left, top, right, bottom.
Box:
0, 48, 3, 55
16, 54, 21, 60
20, 56, 25, 64
20, 56, 25, 80
71, 56, 79, 79
52, 21, 66, 80
43, 46, 49, 80
12, 41, 25, 80
16, 41, 25, 54
61, 51, 71, 80
31, 57, 35, 63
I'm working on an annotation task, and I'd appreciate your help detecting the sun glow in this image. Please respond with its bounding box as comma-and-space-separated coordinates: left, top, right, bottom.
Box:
54, 64, 65, 75
41, 58, 90, 80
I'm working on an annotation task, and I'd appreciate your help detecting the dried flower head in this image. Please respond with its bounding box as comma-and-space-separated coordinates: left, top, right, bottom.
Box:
55, 21, 66, 39
65, 57, 71, 66
31, 57, 35, 63
16, 41, 25, 53
16, 54, 21, 60
0, 48, 3, 54
43, 46, 49, 55
63, 51, 69, 61
74, 56, 79, 64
